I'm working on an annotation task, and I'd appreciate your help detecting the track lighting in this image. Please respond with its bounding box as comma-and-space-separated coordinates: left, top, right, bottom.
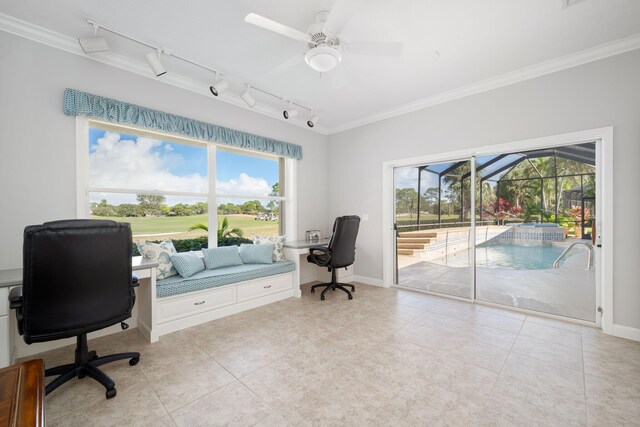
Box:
307, 114, 319, 128
240, 87, 256, 108
145, 51, 167, 77
79, 20, 318, 128
283, 104, 298, 119
210, 74, 229, 96
78, 24, 109, 53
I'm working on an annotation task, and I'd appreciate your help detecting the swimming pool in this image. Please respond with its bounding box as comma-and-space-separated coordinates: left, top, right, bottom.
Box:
430, 242, 567, 270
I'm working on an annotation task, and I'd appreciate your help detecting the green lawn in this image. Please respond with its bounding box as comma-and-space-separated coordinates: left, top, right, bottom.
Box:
91, 214, 279, 239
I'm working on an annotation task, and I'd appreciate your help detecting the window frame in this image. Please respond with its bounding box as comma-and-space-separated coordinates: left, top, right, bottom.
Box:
76, 117, 296, 248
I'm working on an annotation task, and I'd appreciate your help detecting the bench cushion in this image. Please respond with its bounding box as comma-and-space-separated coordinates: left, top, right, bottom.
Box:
156, 261, 296, 298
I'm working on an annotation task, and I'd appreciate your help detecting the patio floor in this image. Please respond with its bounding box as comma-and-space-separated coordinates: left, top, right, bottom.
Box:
398, 246, 596, 322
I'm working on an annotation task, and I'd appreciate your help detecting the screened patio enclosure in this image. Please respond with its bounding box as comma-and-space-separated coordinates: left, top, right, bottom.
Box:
394, 142, 597, 321
408, 142, 596, 238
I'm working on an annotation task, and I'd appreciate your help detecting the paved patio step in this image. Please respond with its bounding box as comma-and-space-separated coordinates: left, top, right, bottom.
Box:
397, 237, 432, 244
397, 249, 421, 256
398, 231, 438, 238
397, 243, 429, 250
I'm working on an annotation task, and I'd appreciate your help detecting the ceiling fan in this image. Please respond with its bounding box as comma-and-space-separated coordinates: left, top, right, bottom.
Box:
244, 0, 403, 74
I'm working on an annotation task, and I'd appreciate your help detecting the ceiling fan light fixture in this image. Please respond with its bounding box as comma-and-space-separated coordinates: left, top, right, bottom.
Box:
210, 79, 229, 96
145, 51, 167, 77
304, 45, 342, 72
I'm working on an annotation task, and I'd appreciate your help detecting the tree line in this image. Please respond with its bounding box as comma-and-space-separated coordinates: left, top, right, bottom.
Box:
91, 195, 277, 218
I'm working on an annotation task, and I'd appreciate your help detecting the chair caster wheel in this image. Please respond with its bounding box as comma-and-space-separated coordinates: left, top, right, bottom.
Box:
348, 295, 353, 300
106, 388, 117, 399
311, 288, 315, 293
321, 295, 325, 301
332, 288, 335, 291
129, 357, 139, 366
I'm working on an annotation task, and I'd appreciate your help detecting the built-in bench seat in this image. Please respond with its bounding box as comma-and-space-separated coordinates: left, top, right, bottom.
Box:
156, 261, 296, 298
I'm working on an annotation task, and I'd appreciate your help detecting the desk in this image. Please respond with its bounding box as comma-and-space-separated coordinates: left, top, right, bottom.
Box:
0, 359, 45, 426
283, 239, 353, 297
0, 258, 158, 366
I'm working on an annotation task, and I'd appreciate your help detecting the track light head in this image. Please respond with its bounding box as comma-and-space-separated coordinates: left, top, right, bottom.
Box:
210, 79, 229, 96
78, 25, 109, 53
145, 51, 167, 77
78, 36, 109, 53
307, 114, 319, 128
240, 87, 256, 108
283, 108, 298, 119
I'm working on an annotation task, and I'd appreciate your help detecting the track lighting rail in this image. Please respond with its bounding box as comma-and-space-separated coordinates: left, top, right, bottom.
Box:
81, 19, 318, 127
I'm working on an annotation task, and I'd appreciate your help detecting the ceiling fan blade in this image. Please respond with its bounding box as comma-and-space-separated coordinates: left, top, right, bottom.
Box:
343, 41, 403, 57
266, 52, 305, 75
244, 13, 309, 43
324, 0, 364, 35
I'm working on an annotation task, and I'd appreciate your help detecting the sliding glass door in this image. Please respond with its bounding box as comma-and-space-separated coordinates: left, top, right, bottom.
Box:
395, 160, 472, 299
394, 142, 597, 322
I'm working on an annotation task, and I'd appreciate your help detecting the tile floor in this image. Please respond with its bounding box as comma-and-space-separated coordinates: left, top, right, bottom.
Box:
24, 283, 640, 426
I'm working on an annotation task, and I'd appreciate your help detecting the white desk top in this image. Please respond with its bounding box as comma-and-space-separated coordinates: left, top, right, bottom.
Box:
0, 258, 158, 288
283, 238, 330, 249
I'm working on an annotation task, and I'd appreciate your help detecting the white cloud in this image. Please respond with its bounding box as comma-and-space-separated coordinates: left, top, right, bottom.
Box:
89, 132, 273, 204
89, 132, 208, 193
217, 173, 271, 196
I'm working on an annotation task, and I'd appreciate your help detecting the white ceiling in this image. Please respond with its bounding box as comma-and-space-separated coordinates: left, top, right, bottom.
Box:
1, 0, 640, 133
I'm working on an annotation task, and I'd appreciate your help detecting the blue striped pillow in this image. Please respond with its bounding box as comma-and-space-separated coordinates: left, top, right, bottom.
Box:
202, 246, 243, 269
170, 252, 205, 278
239, 243, 274, 264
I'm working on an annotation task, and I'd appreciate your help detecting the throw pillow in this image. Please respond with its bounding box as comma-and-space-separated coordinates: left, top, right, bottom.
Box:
136, 240, 178, 280
171, 252, 206, 278
253, 235, 287, 261
239, 243, 275, 264
202, 246, 244, 269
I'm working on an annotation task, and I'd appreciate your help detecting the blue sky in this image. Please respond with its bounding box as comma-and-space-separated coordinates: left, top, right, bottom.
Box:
88, 129, 279, 205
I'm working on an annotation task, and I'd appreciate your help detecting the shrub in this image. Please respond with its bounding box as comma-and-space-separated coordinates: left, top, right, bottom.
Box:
132, 236, 252, 256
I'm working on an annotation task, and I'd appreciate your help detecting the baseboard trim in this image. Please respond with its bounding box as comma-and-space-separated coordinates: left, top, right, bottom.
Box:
613, 324, 640, 342
353, 275, 386, 287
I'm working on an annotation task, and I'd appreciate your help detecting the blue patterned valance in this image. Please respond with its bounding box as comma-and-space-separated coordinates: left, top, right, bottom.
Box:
63, 88, 303, 160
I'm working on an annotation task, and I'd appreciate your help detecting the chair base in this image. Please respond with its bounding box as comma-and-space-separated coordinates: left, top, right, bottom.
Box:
310, 269, 355, 300
45, 334, 139, 399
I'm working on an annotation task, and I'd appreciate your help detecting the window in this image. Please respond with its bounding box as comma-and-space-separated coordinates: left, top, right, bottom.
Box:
78, 120, 289, 251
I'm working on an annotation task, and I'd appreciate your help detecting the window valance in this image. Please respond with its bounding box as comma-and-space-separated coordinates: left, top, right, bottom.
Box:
63, 88, 303, 160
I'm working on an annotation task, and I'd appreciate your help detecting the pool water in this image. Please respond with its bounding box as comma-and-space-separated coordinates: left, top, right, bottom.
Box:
433, 242, 567, 270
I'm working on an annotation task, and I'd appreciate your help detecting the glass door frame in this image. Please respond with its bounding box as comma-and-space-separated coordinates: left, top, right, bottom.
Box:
383, 128, 612, 331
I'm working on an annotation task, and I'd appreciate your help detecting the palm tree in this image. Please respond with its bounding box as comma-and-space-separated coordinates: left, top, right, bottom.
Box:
188, 217, 243, 238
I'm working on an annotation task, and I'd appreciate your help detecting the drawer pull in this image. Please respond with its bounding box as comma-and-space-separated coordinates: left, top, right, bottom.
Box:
194, 301, 206, 305
263, 285, 272, 289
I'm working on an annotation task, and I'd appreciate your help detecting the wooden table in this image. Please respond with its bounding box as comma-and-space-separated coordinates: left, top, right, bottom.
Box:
0, 359, 45, 426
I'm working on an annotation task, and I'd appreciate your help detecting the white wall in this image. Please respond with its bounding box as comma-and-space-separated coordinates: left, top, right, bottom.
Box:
0, 31, 330, 270
328, 49, 640, 331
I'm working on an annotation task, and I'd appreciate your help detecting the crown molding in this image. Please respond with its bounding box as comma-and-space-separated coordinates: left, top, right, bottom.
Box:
327, 33, 640, 134
0, 12, 330, 136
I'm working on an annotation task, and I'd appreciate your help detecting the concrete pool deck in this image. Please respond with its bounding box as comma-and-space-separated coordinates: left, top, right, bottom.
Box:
397, 244, 596, 322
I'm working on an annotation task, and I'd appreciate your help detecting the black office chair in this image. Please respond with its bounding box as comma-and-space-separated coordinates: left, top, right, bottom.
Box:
307, 215, 360, 300
9, 220, 140, 399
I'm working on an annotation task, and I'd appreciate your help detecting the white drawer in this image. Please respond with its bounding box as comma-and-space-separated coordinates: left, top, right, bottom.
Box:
158, 285, 236, 323
0, 288, 8, 316
237, 274, 293, 303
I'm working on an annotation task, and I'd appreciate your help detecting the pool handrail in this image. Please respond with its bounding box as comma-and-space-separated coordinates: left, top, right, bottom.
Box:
553, 241, 594, 270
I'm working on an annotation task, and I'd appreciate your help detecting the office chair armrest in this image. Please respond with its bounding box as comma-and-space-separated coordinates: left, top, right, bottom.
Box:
9, 286, 24, 335
132, 275, 139, 287
308, 246, 332, 266
9, 286, 23, 309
